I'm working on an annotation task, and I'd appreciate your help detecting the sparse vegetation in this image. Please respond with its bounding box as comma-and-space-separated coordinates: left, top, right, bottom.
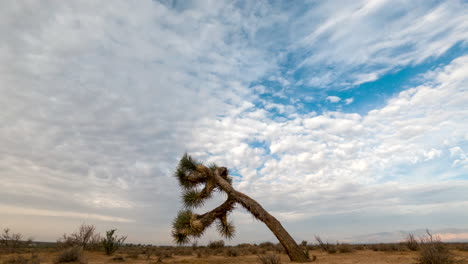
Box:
57, 224, 100, 250
337, 243, 354, 253
55, 246, 86, 264
208, 240, 225, 249
417, 231, 455, 264
407, 233, 419, 251
2, 255, 29, 264
315, 236, 336, 254
257, 253, 282, 264
102, 229, 126, 256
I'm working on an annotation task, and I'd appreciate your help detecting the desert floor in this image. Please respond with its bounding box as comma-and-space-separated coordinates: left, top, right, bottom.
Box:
2, 250, 468, 264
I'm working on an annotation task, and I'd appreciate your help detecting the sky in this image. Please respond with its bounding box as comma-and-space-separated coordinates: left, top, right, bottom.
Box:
1, 0, 468, 245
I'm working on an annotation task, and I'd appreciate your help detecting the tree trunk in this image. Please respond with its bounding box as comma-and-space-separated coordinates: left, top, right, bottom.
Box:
213, 170, 310, 262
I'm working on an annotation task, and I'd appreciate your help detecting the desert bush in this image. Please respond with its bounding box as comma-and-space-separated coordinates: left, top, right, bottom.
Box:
259, 242, 275, 251
417, 231, 454, 264
207, 240, 224, 249
225, 247, 239, 257
370, 243, 403, 252
257, 254, 281, 264
315, 236, 336, 254
407, 233, 419, 251
0, 228, 30, 253
57, 224, 100, 250
55, 246, 86, 263
102, 229, 127, 256
337, 243, 354, 253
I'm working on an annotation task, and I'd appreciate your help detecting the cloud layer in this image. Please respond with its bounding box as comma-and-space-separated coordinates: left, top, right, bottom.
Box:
0, 0, 467, 244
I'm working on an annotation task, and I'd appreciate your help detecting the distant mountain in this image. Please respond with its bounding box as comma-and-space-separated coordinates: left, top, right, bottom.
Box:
346, 228, 468, 243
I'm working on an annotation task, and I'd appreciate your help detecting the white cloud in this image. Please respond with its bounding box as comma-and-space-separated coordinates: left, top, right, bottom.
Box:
189, 55, 468, 224
1, 0, 467, 244
292, 0, 468, 87
326, 95, 341, 103
344, 98, 354, 104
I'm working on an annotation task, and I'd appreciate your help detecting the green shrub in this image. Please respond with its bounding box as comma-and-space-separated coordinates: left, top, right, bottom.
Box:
102, 230, 127, 256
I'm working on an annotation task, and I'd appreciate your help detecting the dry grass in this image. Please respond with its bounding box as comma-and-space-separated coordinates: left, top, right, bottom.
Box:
0, 248, 464, 264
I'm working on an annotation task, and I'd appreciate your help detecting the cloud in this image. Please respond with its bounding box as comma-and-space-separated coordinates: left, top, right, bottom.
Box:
1, 0, 467, 244
291, 0, 468, 88
188, 55, 468, 229
326, 96, 341, 103
0, 204, 135, 223
344, 98, 354, 104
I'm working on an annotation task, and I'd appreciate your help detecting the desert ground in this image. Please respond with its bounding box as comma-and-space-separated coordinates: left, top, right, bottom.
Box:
2, 247, 468, 264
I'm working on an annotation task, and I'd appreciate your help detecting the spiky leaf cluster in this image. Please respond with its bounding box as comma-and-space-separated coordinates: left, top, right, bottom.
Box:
171, 210, 204, 245
175, 154, 204, 189
216, 214, 235, 239
172, 154, 236, 244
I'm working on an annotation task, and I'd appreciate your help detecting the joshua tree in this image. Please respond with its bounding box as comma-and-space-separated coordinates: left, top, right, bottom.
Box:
171, 154, 310, 262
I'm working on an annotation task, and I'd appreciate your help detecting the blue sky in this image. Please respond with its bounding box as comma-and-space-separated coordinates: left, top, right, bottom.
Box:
1, 0, 467, 244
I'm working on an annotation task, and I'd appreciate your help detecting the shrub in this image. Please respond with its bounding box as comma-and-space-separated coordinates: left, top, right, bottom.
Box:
337, 243, 354, 253
257, 254, 281, 264
0, 228, 30, 253
102, 229, 127, 256
259, 242, 275, 251
57, 224, 100, 250
417, 231, 454, 264
207, 240, 224, 249
225, 247, 239, 257
55, 246, 86, 263
407, 233, 419, 251
315, 236, 336, 254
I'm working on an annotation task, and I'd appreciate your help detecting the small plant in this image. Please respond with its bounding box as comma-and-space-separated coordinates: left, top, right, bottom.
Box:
337, 243, 354, 253
56, 224, 100, 250
417, 230, 454, 264
55, 246, 86, 263
315, 236, 336, 254
102, 229, 127, 256
225, 247, 239, 257
207, 240, 224, 249
257, 253, 281, 264
407, 233, 419, 251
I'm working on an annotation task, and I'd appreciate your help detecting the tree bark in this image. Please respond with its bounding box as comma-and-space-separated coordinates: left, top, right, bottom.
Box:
213, 169, 310, 262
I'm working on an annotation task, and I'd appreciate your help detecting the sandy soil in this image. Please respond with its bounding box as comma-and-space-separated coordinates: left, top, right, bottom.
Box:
2, 250, 468, 264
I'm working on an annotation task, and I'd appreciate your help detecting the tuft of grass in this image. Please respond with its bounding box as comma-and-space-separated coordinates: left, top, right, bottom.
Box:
55, 246, 86, 264
417, 231, 455, 264
257, 254, 281, 264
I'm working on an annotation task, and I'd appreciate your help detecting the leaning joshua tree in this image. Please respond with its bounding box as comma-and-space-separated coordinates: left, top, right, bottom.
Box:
171, 154, 310, 262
